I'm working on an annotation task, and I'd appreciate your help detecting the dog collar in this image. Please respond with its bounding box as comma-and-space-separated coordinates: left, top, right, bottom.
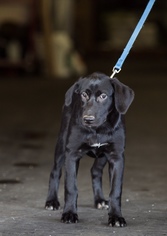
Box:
91, 143, 108, 148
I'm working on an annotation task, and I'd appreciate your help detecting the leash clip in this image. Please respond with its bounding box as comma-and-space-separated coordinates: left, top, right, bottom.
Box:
110, 67, 121, 79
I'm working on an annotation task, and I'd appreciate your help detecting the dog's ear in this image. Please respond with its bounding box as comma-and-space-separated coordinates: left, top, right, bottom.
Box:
111, 78, 134, 114
64, 82, 79, 106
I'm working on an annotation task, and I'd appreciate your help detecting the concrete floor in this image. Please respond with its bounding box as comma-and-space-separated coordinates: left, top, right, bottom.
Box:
0, 57, 167, 235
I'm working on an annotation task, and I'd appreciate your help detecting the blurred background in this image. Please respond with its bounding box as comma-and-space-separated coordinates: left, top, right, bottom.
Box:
0, 0, 166, 78
1, 1, 167, 234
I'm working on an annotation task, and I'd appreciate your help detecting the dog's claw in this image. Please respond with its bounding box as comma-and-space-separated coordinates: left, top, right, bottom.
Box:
108, 215, 127, 227
45, 205, 54, 210
95, 200, 109, 210
45, 200, 60, 210
61, 212, 79, 224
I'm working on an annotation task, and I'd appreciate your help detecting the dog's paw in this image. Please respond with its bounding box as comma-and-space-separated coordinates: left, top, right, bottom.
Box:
45, 200, 60, 210
61, 211, 79, 224
108, 215, 127, 227
95, 199, 109, 210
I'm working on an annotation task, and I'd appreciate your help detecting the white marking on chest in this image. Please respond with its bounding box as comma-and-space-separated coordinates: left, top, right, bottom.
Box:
90, 143, 108, 148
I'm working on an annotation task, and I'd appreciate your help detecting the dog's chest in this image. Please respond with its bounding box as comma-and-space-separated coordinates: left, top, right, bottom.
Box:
86, 133, 109, 149
86, 133, 111, 158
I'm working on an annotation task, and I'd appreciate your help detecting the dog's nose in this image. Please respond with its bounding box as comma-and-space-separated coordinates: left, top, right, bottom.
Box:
83, 115, 95, 123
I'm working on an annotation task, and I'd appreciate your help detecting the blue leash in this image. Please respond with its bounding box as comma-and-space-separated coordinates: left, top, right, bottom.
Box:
110, 0, 156, 78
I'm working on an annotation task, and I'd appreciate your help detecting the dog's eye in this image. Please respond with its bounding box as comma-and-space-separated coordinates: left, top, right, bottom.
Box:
98, 93, 107, 101
81, 92, 89, 100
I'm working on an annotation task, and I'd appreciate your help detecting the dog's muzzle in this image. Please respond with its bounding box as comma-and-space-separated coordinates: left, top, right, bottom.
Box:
83, 115, 95, 125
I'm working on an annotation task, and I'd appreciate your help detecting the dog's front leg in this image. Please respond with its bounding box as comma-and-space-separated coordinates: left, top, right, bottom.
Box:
108, 154, 127, 227
61, 154, 79, 223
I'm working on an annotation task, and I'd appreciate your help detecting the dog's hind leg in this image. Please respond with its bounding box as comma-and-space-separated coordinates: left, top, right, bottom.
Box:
45, 146, 65, 210
45, 106, 71, 210
91, 156, 108, 209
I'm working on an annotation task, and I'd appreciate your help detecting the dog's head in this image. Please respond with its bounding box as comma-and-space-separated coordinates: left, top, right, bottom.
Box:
65, 72, 134, 128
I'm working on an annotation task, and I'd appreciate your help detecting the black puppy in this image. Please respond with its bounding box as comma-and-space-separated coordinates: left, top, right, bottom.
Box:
45, 72, 134, 227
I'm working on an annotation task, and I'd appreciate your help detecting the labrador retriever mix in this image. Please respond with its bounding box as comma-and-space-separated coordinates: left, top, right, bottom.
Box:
45, 72, 134, 227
